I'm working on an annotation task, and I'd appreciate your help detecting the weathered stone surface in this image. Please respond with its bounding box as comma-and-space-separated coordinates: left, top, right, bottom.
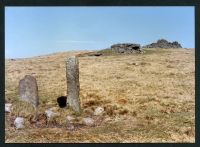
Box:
143, 39, 182, 48
82, 117, 94, 126
111, 43, 143, 54
19, 75, 39, 108
66, 56, 81, 113
94, 107, 104, 116
45, 109, 59, 121
5, 103, 12, 113
14, 117, 25, 129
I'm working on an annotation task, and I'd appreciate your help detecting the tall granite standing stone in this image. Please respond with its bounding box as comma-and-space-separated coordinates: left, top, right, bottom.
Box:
19, 75, 39, 119
66, 56, 81, 113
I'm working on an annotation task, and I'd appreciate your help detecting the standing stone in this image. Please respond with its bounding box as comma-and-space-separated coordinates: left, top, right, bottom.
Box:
66, 56, 81, 113
19, 75, 39, 107
19, 75, 39, 119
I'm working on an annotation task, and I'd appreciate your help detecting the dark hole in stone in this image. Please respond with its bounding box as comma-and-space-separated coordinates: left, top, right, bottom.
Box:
57, 96, 67, 108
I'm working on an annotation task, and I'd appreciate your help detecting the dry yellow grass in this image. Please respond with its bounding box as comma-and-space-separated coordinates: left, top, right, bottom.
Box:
5, 48, 195, 143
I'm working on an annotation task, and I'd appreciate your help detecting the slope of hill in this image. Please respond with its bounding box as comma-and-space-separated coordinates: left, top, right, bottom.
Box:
5, 48, 195, 143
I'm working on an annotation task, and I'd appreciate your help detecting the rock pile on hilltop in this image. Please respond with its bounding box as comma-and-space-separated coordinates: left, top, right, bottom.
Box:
81, 39, 183, 57
143, 39, 182, 48
111, 43, 144, 54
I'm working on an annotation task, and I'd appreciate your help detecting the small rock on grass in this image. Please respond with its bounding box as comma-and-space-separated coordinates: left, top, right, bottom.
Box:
82, 117, 94, 126
66, 115, 76, 122
66, 123, 75, 131
94, 106, 104, 116
5, 103, 12, 113
45, 109, 59, 120
14, 117, 25, 129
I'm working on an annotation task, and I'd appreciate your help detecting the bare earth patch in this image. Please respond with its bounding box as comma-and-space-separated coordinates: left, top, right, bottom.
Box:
5, 48, 195, 143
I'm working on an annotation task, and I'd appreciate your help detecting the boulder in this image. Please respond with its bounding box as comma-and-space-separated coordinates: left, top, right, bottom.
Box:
143, 39, 182, 48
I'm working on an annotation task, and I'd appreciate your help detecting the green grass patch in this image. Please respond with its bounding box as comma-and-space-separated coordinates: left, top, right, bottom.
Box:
97, 48, 115, 55
143, 48, 170, 55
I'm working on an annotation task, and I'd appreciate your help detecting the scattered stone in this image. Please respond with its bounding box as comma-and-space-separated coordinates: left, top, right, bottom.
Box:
82, 117, 95, 126
66, 115, 76, 122
111, 43, 143, 54
19, 75, 39, 108
14, 117, 25, 129
104, 117, 112, 123
66, 123, 75, 131
94, 107, 104, 116
5, 103, 12, 113
45, 109, 59, 121
143, 39, 182, 48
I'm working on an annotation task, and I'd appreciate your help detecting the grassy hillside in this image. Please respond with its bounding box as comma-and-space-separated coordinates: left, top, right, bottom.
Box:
5, 48, 195, 143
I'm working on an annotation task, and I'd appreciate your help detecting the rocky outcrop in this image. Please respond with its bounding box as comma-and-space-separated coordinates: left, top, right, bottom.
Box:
111, 43, 143, 54
143, 39, 182, 48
